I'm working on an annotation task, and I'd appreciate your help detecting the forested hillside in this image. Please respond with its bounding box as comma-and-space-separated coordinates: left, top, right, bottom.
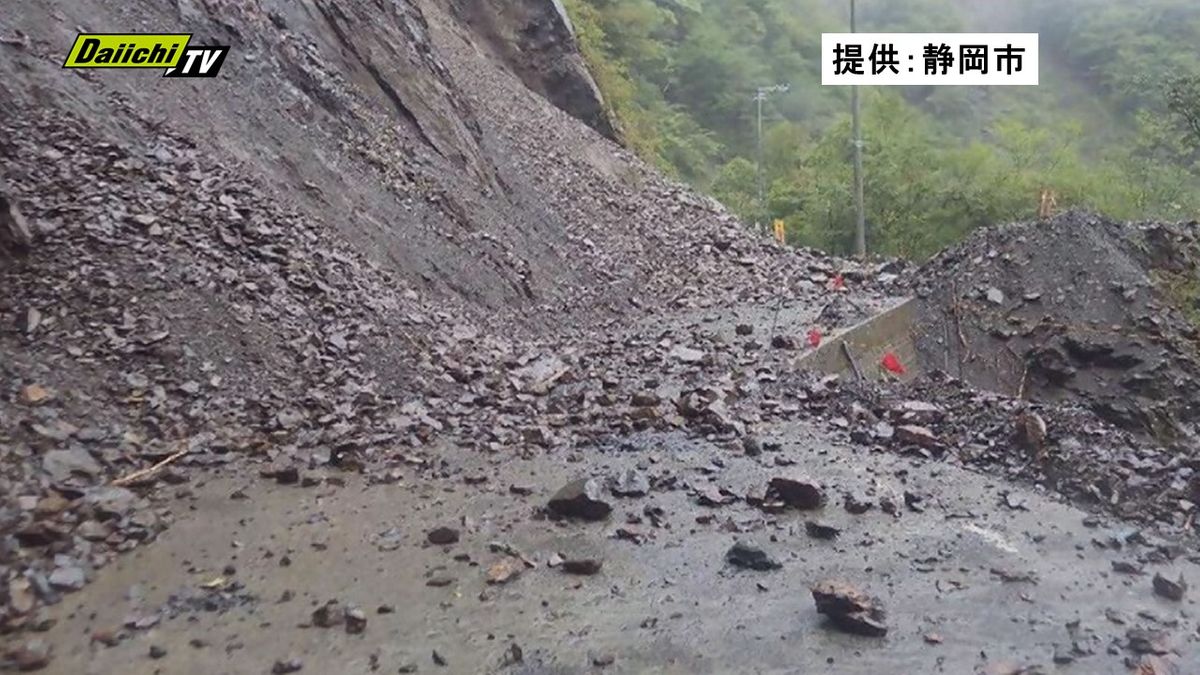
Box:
563, 0, 1200, 257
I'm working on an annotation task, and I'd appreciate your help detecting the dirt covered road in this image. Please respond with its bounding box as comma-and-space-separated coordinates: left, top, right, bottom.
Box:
2, 0, 1200, 673
37, 422, 1200, 674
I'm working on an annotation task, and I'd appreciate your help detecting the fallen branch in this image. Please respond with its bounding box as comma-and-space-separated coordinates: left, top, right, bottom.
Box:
112, 447, 189, 486
950, 283, 971, 357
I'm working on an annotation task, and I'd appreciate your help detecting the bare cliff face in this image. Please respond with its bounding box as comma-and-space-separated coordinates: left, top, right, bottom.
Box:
449, 0, 618, 141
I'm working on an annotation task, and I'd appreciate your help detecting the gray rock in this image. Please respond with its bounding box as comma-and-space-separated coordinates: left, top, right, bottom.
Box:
1126, 627, 1171, 655
7, 639, 51, 671
83, 486, 137, 520
1152, 572, 1186, 601
561, 558, 603, 575
0, 181, 33, 255
344, 606, 367, 634
427, 526, 461, 545
895, 425, 940, 450
512, 354, 569, 395
668, 345, 705, 364
41, 448, 102, 483
805, 521, 841, 540
48, 565, 86, 591
844, 493, 873, 514
272, 658, 303, 674
725, 541, 781, 571
742, 435, 762, 456
609, 469, 649, 498
768, 476, 825, 510
548, 478, 612, 521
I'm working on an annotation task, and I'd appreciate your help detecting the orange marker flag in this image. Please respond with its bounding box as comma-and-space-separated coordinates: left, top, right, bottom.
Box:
807, 329, 823, 348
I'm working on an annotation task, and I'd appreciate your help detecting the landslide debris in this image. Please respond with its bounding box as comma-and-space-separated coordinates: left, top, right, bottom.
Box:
811, 579, 888, 637
0, 0, 903, 640
809, 213, 1200, 528
912, 212, 1200, 438
4, 0, 1200, 671
450, 0, 616, 139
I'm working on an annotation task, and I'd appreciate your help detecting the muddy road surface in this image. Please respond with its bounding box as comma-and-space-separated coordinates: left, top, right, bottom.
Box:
31, 420, 1199, 674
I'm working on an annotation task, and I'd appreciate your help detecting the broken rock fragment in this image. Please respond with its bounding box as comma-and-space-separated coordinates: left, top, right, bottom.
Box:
725, 541, 781, 571
843, 492, 873, 514
20, 384, 50, 405
1015, 410, 1048, 454
668, 345, 705, 364
0, 183, 33, 254
894, 425, 940, 451
1127, 627, 1171, 655
696, 484, 736, 507
486, 557, 524, 585
609, 469, 650, 498
561, 558, 603, 575
1152, 572, 1186, 601
512, 354, 569, 395
548, 478, 612, 521
5, 640, 51, 672
630, 391, 660, 407
344, 606, 367, 634
261, 463, 300, 485
805, 521, 840, 540
771, 335, 798, 350
272, 658, 304, 674
767, 476, 825, 510
83, 486, 138, 520
427, 526, 461, 545
811, 579, 888, 637
41, 448, 102, 484
311, 601, 344, 628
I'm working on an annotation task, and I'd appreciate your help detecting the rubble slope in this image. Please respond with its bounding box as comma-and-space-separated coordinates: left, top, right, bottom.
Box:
0, 0, 874, 639
912, 212, 1200, 438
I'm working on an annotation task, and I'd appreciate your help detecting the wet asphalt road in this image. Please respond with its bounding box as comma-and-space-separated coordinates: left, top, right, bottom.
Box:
37, 420, 1199, 674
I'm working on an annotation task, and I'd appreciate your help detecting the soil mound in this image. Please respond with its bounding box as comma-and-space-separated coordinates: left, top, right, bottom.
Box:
912, 212, 1200, 439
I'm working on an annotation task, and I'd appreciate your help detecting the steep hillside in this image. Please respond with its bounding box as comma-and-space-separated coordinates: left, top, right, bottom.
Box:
0, 0, 856, 639
4, 2, 1200, 673
565, 0, 1200, 257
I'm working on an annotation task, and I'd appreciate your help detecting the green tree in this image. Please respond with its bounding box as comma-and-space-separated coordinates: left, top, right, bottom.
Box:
710, 157, 759, 222
565, 0, 1200, 258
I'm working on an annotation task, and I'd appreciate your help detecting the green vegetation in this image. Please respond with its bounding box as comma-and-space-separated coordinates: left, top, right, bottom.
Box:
563, 0, 1200, 258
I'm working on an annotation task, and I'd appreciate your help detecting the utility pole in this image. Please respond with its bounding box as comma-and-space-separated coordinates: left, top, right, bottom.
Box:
850, 0, 867, 257
754, 83, 789, 234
